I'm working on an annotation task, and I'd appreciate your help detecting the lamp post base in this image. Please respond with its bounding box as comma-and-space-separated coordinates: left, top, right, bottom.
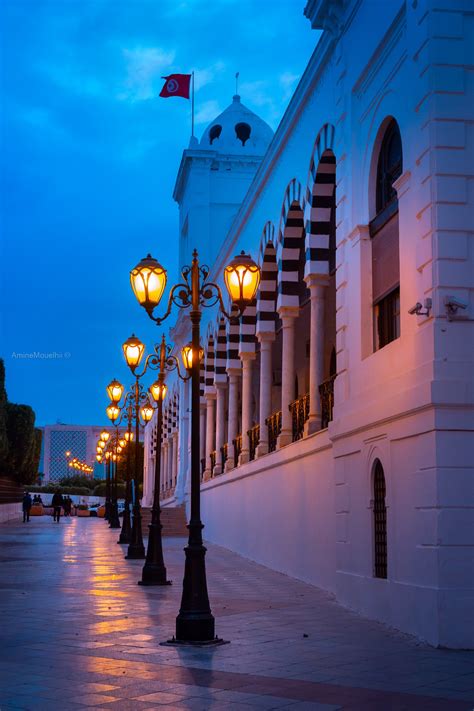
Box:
139, 520, 170, 585
109, 502, 121, 529
125, 503, 145, 559
162, 637, 229, 648
118, 504, 132, 544
174, 542, 217, 643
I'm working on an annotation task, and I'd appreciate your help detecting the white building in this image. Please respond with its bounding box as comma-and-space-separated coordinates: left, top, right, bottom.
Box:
142, 0, 474, 649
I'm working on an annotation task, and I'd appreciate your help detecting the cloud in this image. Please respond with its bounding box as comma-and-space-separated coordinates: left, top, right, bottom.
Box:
193, 61, 226, 92
279, 71, 299, 100
118, 46, 175, 101
195, 100, 222, 126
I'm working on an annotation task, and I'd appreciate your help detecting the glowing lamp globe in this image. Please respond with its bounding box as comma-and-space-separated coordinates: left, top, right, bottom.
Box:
119, 438, 126, 448
224, 251, 260, 306
181, 342, 204, 372
106, 404, 120, 423
106, 379, 124, 404
150, 380, 168, 403
122, 334, 145, 372
124, 432, 134, 442
141, 403, 154, 423
130, 254, 167, 313
101, 430, 110, 442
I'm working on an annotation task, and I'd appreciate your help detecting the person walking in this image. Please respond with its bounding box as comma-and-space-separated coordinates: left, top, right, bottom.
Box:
22, 491, 32, 523
51, 490, 63, 522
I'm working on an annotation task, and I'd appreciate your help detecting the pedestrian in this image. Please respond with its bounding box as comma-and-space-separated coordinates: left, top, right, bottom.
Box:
64, 496, 72, 517
22, 491, 32, 523
51, 489, 63, 522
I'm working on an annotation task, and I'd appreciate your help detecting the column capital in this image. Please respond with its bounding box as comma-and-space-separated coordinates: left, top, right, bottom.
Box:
256, 330, 276, 344
215, 380, 227, 391
204, 391, 216, 401
304, 273, 329, 291
239, 351, 256, 363
277, 305, 299, 321
226, 366, 242, 378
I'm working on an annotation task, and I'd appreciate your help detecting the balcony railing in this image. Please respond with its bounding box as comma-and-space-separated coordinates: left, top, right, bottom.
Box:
233, 434, 242, 467
319, 375, 336, 429
220, 443, 228, 473
265, 411, 282, 453
289, 393, 310, 442
248, 424, 260, 461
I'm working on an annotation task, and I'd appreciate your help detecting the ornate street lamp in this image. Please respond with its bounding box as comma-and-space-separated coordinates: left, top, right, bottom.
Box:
107, 379, 124, 404
130, 248, 260, 644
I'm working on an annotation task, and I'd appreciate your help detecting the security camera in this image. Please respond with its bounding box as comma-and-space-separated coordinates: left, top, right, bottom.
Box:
408, 302, 422, 315
408, 298, 432, 317
445, 296, 467, 311
445, 296, 468, 321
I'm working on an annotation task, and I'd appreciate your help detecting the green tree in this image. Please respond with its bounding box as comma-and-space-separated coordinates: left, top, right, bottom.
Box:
5, 403, 37, 484
0, 359, 9, 473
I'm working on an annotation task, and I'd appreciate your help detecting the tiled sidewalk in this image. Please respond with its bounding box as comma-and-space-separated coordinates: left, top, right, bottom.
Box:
0, 517, 473, 710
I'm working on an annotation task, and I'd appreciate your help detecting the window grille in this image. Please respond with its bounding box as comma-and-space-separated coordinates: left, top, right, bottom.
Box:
373, 460, 387, 579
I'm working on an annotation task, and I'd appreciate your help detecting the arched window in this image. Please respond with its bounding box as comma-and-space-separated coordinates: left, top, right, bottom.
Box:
235, 122, 251, 145
370, 119, 402, 350
209, 125, 222, 144
373, 460, 387, 579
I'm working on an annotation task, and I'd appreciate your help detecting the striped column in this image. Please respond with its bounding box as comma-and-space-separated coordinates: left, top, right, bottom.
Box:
203, 334, 216, 481
239, 300, 256, 464
256, 237, 278, 457
225, 306, 241, 472
214, 317, 227, 475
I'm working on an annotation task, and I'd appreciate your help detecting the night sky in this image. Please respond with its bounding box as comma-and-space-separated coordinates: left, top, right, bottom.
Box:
0, 0, 318, 427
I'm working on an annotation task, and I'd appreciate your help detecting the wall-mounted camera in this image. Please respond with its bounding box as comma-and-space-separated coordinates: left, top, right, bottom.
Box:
408, 298, 432, 317
445, 296, 468, 321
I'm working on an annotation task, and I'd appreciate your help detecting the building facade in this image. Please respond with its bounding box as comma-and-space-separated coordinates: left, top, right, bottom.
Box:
42, 424, 118, 482
142, 0, 474, 649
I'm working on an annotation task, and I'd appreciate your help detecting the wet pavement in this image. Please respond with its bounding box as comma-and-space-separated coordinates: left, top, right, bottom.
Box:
0, 516, 473, 710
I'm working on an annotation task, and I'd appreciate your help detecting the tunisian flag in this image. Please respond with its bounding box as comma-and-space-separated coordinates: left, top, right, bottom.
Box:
159, 74, 191, 99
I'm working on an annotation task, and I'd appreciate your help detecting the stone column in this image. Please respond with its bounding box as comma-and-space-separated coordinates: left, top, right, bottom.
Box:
214, 382, 227, 475
256, 333, 274, 457
199, 402, 206, 472
225, 367, 241, 472
162, 440, 169, 496
239, 352, 255, 465
166, 435, 174, 490
277, 308, 298, 448
175, 379, 189, 503
172, 431, 179, 488
305, 275, 328, 435
203, 393, 216, 481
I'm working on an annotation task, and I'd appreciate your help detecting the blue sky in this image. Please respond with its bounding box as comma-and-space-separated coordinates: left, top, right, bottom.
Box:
0, 0, 318, 427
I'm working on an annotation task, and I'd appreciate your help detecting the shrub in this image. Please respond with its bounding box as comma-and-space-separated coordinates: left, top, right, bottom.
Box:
59, 475, 100, 490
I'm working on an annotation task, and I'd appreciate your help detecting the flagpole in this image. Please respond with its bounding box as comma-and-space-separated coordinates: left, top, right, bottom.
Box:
191, 71, 195, 138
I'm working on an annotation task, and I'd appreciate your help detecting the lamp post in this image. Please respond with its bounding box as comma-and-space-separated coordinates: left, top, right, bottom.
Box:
120, 335, 164, 560
138, 334, 190, 587
130, 248, 260, 643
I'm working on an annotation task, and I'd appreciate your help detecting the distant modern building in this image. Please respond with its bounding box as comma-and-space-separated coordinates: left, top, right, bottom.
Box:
42, 424, 125, 482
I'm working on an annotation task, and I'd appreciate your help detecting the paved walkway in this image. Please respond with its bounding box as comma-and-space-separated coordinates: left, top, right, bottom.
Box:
0, 517, 473, 710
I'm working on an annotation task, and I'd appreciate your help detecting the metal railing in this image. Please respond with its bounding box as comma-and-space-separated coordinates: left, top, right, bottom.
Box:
200, 457, 205, 481
248, 424, 260, 461
265, 411, 282, 453
319, 375, 336, 429
289, 393, 310, 442
233, 434, 242, 467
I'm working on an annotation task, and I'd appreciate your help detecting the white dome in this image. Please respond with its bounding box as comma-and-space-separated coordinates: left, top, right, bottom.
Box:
200, 95, 274, 155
